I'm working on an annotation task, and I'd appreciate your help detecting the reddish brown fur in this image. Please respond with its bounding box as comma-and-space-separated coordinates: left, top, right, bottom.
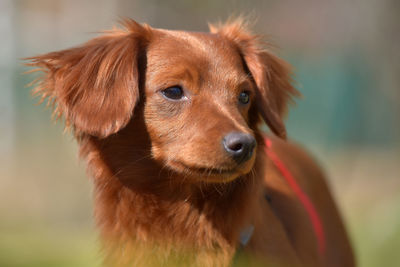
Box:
27, 18, 354, 266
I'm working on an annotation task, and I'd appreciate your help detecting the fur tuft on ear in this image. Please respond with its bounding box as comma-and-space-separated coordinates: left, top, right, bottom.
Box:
210, 18, 300, 139
26, 19, 152, 138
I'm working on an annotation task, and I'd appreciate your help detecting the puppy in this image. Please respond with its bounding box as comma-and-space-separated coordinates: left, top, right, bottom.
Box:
27, 18, 354, 267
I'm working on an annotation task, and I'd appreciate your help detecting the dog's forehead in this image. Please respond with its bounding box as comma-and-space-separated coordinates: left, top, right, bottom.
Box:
146, 29, 247, 84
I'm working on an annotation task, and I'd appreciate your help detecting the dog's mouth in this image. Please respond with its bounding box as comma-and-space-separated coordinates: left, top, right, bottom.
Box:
168, 160, 252, 183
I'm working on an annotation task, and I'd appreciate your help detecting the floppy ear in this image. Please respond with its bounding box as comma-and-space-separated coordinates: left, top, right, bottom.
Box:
210, 19, 299, 139
27, 19, 151, 138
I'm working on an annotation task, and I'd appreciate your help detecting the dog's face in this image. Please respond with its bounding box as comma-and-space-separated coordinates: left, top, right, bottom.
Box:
143, 30, 258, 182
28, 19, 297, 183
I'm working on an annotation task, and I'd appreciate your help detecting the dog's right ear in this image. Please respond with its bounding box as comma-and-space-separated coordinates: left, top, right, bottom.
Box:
26, 19, 151, 138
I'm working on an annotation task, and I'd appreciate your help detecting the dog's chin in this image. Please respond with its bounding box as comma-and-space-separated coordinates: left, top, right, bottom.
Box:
167, 156, 256, 184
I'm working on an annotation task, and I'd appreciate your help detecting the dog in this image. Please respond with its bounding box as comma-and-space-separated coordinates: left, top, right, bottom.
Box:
27, 18, 354, 267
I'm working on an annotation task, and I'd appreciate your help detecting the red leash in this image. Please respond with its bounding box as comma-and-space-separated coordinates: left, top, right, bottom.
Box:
264, 138, 326, 255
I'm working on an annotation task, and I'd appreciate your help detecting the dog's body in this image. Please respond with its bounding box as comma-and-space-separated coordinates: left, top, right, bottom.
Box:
28, 19, 354, 266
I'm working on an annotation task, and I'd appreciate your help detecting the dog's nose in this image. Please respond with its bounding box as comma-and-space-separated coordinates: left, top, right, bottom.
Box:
222, 132, 256, 163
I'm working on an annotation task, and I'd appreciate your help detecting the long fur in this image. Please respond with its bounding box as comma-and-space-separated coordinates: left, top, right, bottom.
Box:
27, 18, 354, 267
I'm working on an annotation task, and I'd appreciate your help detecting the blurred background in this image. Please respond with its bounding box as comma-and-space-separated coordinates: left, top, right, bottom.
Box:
1, 0, 399, 266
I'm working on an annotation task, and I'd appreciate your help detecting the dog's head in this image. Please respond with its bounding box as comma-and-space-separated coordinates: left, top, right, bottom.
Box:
28, 19, 298, 183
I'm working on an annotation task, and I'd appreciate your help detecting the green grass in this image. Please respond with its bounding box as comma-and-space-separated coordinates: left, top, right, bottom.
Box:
0, 228, 100, 267
347, 194, 400, 267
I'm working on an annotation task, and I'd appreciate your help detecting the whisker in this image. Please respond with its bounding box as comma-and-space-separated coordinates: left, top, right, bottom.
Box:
213, 179, 223, 196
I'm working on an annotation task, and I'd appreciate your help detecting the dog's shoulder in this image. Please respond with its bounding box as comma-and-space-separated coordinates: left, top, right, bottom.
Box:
262, 136, 355, 267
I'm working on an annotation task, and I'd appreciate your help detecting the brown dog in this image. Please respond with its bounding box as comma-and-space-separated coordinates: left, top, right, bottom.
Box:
27, 18, 354, 266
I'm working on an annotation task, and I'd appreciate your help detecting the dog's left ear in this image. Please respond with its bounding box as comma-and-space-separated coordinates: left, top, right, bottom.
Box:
27, 19, 151, 138
210, 20, 299, 139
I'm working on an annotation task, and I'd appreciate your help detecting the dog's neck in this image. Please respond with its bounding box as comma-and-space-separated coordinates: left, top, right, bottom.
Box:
78, 128, 264, 266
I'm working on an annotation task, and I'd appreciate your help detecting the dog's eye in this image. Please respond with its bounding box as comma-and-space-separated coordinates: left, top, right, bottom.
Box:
238, 91, 250, 105
161, 86, 185, 100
